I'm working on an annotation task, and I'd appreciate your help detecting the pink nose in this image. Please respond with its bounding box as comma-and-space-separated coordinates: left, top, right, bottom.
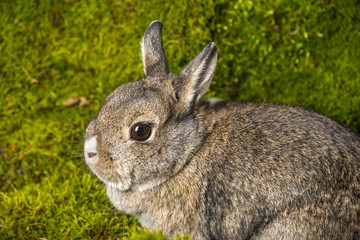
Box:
88, 152, 97, 158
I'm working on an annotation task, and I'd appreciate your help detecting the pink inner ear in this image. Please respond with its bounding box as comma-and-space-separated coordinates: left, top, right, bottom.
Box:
88, 152, 97, 158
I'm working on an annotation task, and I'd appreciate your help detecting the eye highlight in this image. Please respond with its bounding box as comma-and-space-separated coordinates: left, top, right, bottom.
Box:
130, 123, 152, 141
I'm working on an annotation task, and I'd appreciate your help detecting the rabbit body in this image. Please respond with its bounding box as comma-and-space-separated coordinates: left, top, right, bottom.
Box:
84, 21, 360, 239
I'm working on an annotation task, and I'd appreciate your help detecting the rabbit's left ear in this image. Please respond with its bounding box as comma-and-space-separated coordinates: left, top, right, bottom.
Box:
141, 20, 169, 77
175, 42, 218, 115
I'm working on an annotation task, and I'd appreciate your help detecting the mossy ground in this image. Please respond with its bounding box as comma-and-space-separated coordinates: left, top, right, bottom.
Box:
1, 0, 359, 239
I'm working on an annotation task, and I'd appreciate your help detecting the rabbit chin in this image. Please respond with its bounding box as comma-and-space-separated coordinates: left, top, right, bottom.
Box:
100, 174, 168, 192
93, 173, 131, 191
131, 176, 169, 192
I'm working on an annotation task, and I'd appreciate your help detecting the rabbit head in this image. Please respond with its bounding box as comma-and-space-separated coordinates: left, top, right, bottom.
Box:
84, 21, 217, 192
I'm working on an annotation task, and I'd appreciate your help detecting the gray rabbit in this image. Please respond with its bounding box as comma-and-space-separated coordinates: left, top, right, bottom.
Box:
84, 21, 360, 239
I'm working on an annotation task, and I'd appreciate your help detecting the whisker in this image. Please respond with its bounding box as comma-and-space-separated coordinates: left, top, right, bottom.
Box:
49, 138, 84, 145
64, 149, 83, 152
82, 115, 95, 124
48, 115, 86, 135
65, 132, 85, 138
58, 140, 84, 144
96, 87, 107, 98
123, 211, 125, 238
79, 163, 89, 173
90, 112, 97, 119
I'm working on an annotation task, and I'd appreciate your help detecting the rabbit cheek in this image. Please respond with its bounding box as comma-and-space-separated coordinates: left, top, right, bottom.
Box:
84, 136, 131, 190
92, 153, 131, 191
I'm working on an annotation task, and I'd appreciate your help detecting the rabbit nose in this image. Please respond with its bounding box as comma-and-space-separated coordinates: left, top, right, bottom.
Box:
88, 152, 97, 158
84, 136, 98, 162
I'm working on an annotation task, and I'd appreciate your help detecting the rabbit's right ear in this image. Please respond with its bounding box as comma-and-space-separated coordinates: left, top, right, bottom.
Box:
141, 20, 169, 77
174, 42, 218, 116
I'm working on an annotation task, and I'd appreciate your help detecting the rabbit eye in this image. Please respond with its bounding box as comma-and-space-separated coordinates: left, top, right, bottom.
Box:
130, 123, 152, 141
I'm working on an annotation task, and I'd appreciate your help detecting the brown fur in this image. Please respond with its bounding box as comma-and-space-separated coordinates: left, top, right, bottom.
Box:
84, 21, 360, 239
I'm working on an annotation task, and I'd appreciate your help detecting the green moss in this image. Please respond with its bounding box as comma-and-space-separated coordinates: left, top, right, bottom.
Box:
1, 0, 359, 239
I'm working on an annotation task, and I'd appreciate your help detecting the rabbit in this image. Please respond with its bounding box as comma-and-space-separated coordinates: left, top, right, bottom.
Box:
84, 20, 360, 239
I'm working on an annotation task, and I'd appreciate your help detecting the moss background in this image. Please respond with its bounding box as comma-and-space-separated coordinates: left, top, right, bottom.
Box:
1, 0, 359, 239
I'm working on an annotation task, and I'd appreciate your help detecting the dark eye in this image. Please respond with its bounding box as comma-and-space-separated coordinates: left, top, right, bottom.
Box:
130, 123, 152, 141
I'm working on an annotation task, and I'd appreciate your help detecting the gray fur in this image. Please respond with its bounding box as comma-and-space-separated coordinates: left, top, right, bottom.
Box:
84, 20, 360, 239
141, 20, 169, 77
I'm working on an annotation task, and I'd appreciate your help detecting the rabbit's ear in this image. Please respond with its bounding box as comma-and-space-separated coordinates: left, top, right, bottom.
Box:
141, 20, 169, 77
176, 42, 217, 114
